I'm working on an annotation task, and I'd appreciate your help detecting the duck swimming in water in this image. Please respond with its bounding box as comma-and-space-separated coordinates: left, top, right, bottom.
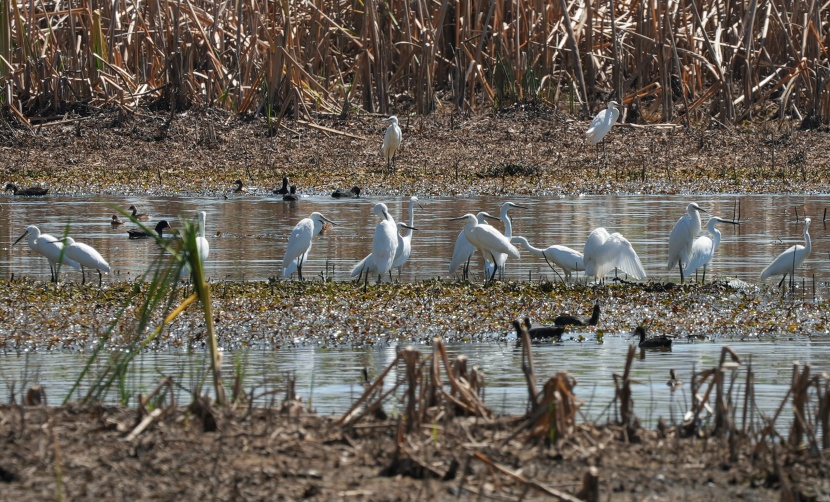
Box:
128, 205, 150, 222
283, 186, 299, 201
554, 301, 601, 327
128, 220, 172, 239
634, 326, 672, 348
332, 186, 361, 198
514, 318, 565, 345
5, 183, 49, 196
273, 177, 291, 195
110, 215, 125, 226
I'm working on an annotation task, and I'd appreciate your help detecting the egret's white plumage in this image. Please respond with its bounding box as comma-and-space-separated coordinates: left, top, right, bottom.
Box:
382, 116, 402, 172
490, 202, 527, 279
583, 227, 645, 280
760, 218, 811, 284
511, 236, 584, 282
453, 213, 520, 282
282, 212, 334, 280
63, 237, 110, 286
667, 202, 706, 283
685, 217, 737, 280
180, 211, 211, 280
585, 101, 623, 146
13, 225, 81, 281
448, 212, 497, 279
351, 203, 399, 284
392, 196, 419, 272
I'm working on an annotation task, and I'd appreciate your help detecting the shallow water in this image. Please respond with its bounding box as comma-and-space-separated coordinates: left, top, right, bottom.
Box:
3, 336, 828, 425
1, 193, 829, 284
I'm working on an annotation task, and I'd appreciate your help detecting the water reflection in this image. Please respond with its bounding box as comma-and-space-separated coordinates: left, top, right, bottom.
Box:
2, 337, 828, 424
1, 194, 828, 284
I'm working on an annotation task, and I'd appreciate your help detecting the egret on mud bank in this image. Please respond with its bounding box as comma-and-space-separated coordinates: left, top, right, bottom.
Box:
448, 212, 499, 280
332, 186, 361, 199
583, 227, 645, 281
13, 225, 80, 281
392, 196, 422, 274
127, 220, 172, 239
510, 236, 584, 283
128, 205, 149, 222
667, 202, 706, 283
585, 101, 624, 159
63, 237, 110, 287
382, 116, 402, 173
685, 217, 739, 282
282, 212, 335, 281
5, 183, 49, 196
760, 217, 811, 288
450, 213, 520, 283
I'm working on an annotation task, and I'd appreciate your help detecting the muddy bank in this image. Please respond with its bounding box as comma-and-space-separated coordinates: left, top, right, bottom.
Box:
1, 106, 829, 199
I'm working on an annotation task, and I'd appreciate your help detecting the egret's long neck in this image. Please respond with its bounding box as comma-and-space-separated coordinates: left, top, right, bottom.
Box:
804, 225, 811, 254
198, 215, 206, 238
404, 201, 415, 237
501, 207, 513, 237
711, 228, 722, 252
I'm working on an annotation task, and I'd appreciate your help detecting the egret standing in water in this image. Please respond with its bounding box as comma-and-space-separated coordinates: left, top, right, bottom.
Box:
13, 225, 80, 281
667, 202, 706, 284
489, 202, 528, 279
448, 212, 500, 280
351, 203, 401, 286
181, 211, 210, 280
450, 213, 520, 283
63, 237, 110, 286
760, 217, 811, 289
585, 101, 624, 160
392, 196, 421, 275
382, 116, 402, 173
510, 236, 584, 283
583, 227, 645, 281
282, 212, 335, 281
685, 217, 739, 282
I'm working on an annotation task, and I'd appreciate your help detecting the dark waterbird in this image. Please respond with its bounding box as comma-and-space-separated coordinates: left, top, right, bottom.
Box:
554, 301, 601, 327
634, 326, 672, 348
128, 220, 172, 239
110, 215, 125, 226
128, 205, 149, 221
233, 179, 245, 193
332, 186, 361, 198
273, 177, 291, 194
514, 318, 565, 345
667, 369, 683, 391
4, 183, 49, 196
283, 186, 299, 201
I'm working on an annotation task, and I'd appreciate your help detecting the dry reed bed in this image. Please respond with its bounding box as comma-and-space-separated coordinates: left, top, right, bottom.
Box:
1, 0, 828, 127
1, 330, 827, 499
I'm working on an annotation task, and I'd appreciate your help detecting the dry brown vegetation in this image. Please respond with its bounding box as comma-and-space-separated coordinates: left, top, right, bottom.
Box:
1, 0, 829, 128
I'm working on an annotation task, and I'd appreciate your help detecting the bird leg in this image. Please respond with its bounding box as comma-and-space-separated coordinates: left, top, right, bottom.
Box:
701, 265, 707, 284
97, 269, 103, 288
542, 255, 565, 283
80, 266, 87, 285
677, 261, 685, 284
777, 274, 788, 289
297, 256, 305, 281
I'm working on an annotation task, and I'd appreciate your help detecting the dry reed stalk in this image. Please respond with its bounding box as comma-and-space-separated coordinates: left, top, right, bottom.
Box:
612, 344, 636, 433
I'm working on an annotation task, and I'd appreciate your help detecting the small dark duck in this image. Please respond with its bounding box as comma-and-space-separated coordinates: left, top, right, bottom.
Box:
5, 183, 48, 196
554, 301, 601, 327
332, 186, 361, 198
634, 326, 672, 348
128, 220, 172, 239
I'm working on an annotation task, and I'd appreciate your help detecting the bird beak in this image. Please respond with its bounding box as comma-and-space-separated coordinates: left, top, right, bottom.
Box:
382, 209, 391, 221
512, 204, 530, 209
13, 231, 29, 246
402, 225, 418, 231
321, 215, 335, 225
417, 203, 425, 210
483, 214, 502, 222
695, 206, 707, 213
449, 216, 467, 221
716, 218, 739, 225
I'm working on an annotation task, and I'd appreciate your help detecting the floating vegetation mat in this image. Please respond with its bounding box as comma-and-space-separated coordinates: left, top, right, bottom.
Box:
0, 278, 827, 352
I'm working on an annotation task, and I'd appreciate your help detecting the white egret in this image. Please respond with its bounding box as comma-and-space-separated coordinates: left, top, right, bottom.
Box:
353, 222, 417, 282
180, 211, 210, 280
666, 202, 706, 284
585, 101, 624, 158
392, 196, 421, 273
382, 116, 402, 172
282, 212, 335, 281
450, 213, 520, 282
760, 218, 811, 288
448, 212, 499, 280
63, 237, 110, 287
13, 226, 80, 281
583, 227, 645, 281
510, 236, 584, 282
489, 202, 528, 279
685, 217, 739, 282
352, 203, 400, 286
